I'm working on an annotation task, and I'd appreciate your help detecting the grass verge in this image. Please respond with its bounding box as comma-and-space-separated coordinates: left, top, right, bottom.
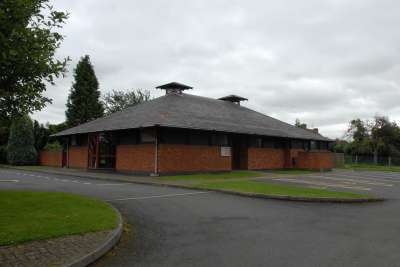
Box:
344, 163, 400, 172
0, 191, 118, 246
269, 169, 318, 175
161, 171, 263, 181
195, 180, 370, 199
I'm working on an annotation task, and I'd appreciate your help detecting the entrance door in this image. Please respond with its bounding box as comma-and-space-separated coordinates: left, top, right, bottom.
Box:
231, 135, 248, 170
88, 133, 116, 169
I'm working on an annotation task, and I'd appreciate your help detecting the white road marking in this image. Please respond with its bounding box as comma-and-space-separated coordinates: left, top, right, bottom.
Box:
276, 178, 371, 191
96, 183, 124, 186
83, 182, 91, 185
0, 179, 19, 183
110, 191, 209, 201
309, 175, 393, 187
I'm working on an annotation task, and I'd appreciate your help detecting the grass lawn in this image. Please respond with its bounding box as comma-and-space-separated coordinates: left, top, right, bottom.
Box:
0, 191, 118, 246
161, 171, 264, 181
269, 169, 318, 175
195, 180, 370, 199
344, 163, 400, 172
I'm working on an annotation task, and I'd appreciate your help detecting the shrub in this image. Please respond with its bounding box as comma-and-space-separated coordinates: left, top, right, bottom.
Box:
7, 115, 38, 165
43, 141, 63, 150
0, 146, 7, 163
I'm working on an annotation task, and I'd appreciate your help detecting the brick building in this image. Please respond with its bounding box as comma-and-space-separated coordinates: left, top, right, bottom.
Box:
41, 82, 333, 174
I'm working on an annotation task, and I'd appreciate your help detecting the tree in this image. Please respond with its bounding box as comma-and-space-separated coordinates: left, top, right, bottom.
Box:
7, 115, 37, 165
346, 119, 369, 143
102, 89, 151, 115
295, 118, 307, 129
66, 55, 104, 127
33, 120, 49, 151
0, 0, 69, 119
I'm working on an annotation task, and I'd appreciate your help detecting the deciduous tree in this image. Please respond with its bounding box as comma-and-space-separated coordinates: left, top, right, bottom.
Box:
0, 0, 69, 119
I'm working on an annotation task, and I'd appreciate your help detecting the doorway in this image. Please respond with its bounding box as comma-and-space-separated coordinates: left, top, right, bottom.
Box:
88, 133, 116, 169
231, 135, 248, 170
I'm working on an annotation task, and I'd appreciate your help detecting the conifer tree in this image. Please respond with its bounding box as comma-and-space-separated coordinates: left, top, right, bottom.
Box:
66, 55, 104, 127
7, 115, 37, 165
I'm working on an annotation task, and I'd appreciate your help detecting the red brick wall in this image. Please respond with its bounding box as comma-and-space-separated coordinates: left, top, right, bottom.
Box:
248, 148, 285, 169
68, 146, 88, 169
296, 151, 333, 170
285, 148, 306, 168
39, 150, 63, 167
116, 144, 155, 172
158, 144, 231, 173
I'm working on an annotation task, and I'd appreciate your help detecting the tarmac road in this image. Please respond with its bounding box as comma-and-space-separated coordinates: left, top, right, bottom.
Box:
1, 168, 399, 267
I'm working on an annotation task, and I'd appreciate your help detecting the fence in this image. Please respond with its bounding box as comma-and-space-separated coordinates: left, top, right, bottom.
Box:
344, 154, 400, 167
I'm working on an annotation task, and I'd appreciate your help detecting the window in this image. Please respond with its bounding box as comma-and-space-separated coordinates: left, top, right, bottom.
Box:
160, 128, 187, 144
249, 137, 262, 148
262, 138, 274, 148
320, 141, 329, 150
211, 134, 229, 146
188, 132, 209, 145
140, 128, 156, 143
274, 139, 286, 149
310, 140, 318, 150
118, 130, 138, 145
291, 140, 304, 149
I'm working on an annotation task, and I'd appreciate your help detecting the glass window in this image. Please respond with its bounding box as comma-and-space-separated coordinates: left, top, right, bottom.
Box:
189, 133, 209, 145
140, 128, 156, 143
211, 134, 229, 146
249, 137, 262, 148
291, 140, 304, 149
262, 138, 274, 148
160, 128, 187, 144
310, 141, 318, 150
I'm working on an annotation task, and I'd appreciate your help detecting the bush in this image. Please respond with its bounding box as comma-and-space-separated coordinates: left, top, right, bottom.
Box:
7, 115, 38, 165
43, 141, 63, 150
0, 146, 7, 163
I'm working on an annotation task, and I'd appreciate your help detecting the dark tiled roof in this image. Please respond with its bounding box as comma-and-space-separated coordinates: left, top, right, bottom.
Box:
54, 93, 331, 141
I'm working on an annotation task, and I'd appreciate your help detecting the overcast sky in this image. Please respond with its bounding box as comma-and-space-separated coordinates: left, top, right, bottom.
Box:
32, 0, 400, 139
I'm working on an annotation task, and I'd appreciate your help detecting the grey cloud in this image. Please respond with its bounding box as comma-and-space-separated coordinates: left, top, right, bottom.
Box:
32, 0, 400, 138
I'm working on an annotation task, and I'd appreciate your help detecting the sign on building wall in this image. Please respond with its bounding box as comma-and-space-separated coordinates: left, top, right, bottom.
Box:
220, 146, 231, 157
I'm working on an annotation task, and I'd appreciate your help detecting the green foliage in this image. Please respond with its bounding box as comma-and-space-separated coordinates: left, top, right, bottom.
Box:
295, 118, 307, 129
0, 145, 7, 163
0, 0, 69, 119
343, 116, 400, 158
43, 141, 62, 150
103, 89, 151, 115
7, 115, 38, 165
66, 55, 104, 127
33, 120, 49, 151
46, 121, 68, 135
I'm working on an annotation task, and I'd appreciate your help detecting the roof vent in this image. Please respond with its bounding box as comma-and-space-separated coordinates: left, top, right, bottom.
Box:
218, 95, 248, 105
156, 82, 193, 95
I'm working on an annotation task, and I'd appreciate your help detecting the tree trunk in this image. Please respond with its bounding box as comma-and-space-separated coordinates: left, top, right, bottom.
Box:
373, 150, 378, 165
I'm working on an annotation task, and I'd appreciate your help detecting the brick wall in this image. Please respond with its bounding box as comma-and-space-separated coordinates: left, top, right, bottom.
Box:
296, 151, 333, 170
158, 144, 231, 173
39, 150, 63, 167
68, 146, 88, 169
285, 148, 306, 168
248, 148, 285, 169
116, 144, 155, 172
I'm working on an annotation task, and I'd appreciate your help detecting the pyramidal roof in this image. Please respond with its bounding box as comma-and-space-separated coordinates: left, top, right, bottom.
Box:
55, 92, 330, 141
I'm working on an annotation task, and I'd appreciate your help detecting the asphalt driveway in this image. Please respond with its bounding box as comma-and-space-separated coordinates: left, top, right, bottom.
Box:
0, 168, 399, 267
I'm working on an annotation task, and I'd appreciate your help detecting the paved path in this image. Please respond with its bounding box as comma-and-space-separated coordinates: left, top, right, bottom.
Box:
1, 168, 400, 267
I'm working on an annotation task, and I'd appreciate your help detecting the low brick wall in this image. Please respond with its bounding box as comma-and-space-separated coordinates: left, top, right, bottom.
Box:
248, 148, 285, 169
39, 150, 63, 167
116, 144, 155, 172
296, 151, 333, 170
159, 144, 231, 173
68, 146, 88, 169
